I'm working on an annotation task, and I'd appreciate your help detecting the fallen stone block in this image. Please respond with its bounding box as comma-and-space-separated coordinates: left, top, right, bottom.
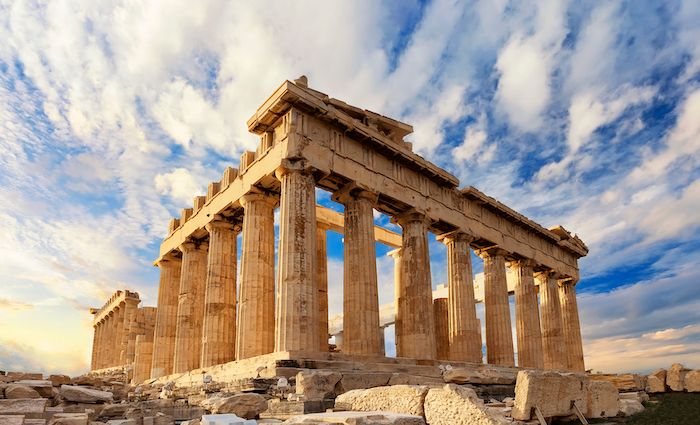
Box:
24, 419, 46, 425
48, 377, 71, 388
59, 387, 112, 404
200, 414, 256, 425
443, 368, 516, 385
201, 394, 267, 419
13, 383, 52, 399
48, 413, 88, 425
6, 374, 43, 382
0, 399, 48, 415
424, 384, 510, 425
588, 374, 646, 392
645, 369, 666, 393
618, 391, 649, 403
97, 405, 128, 419
586, 381, 618, 419
263, 399, 328, 418
511, 370, 588, 421
334, 385, 428, 416
335, 372, 391, 394
283, 411, 425, 425
386, 374, 444, 387
295, 371, 341, 401
4, 386, 41, 399
618, 399, 644, 416
0, 415, 25, 425
685, 370, 700, 392
666, 363, 689, 392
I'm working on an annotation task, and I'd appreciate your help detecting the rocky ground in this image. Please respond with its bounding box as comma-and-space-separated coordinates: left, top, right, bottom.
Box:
1, 363, 698, 425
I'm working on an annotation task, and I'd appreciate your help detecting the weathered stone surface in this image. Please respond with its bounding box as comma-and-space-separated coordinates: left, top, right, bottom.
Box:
335, 373, 391, 394
60, 386, 113, 404
586, 381, 618, 419
618, 391, 649, 403
667, 363, 689, 391
201, 394, 267, 419
0, 399, 48, 414
645, 369, 666, 393
283, 411, 425, 425
6, 374, 42, 381
511, 370, 587, 421
48, 414, 88, 425
48, 377, 71, 387
14, 382, 53, 399
618, 399, 644, 416
295, 372, 341, 400
387, 374, 444, 387
588, 374, 646, 392
98, 405, 129, 418
443, 368, 516, 385
5, 385, 41, 399
334, 386, 428, 416
200, 414, 256, 425
424, 385, 510, 425
685, 370, 700, 392
0, 416, 24, 425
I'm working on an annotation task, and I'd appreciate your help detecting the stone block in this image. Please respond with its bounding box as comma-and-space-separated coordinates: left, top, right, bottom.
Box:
295, 371, 341, 400
442, 368, 516, 385
6, 374, 43, 381
685, 370, 700, 392
14, 382, 53, 398
284, 411, 425, 424
618, 391, 649, 403
201, 394, 267, 419
59, 387, 112, 404
0, 399, 48, 414
618, 399, 644, 416
667, 363, 689, 391
588, 374, 646, 392
645, 369, 666, 393
586, 381, 618, 419
200, 414, 256, 425
511, 370, 587, 421
335, 372, 391, 394
98, 404, 129, 418
5, 386, 41, 399
386, 374, 443, 387
24, 420, 46, 425
48, 414, 88, 425
424, 384, 510, 425
334, 385, 428, 416
48, 377, 71, 388
0, 416, 24, 425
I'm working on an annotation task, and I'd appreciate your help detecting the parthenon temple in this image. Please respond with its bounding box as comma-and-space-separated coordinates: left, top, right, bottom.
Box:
90, 76, 589, 384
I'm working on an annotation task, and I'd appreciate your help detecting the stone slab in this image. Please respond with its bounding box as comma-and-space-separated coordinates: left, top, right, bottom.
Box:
0, 399, 48, 414
0, 416, 24, 425
200, 414, 256, 425
512, 371, 587, 421
424, 385, 510, 425
284, 411, 425, 425
334, 385, 428, 416
14, 383, 53, 399
59, 387, 112, 404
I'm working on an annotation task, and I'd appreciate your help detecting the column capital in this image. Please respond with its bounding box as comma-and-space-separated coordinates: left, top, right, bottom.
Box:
274, 158, 313, 180
179, 239, 209, 253
436, 230, 475, 245
476, 246, 509, 260
557, 276, 579, 287
239, 192, 278, 208
205, 215, 242, 233
331, 182, 378, 205
393, 209, 430, 227
157, 251, 182, 266
507, 258, 537, 269
387, 248, 403, 259
534, 269, 560, 281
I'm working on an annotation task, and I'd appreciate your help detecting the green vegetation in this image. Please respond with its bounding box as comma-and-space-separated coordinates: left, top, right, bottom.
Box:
623, 393, 700, 425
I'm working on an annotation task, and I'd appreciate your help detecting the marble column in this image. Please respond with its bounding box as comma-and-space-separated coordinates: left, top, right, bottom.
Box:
91, 323, 100, 370
120, 299, 139, 365
396, 211, 436, 360
433, 298, 450, 360
150, 253, 182, 378
337, 188, 382, 355
132, 335, 154, 384
275, 165, 319, 353
511, 259, 544, 369
236, 193, 277, 359
112, 305, 124, 367
173, 240, 209, 374
317, 223, 330, 352
536, 271, 566, 370
388, 249, 404, 357
102, 314, 113, 368
479, 248, 514, 367
439, 232, 482, 363
201, 217, 240, 368
559, 280, 585, 372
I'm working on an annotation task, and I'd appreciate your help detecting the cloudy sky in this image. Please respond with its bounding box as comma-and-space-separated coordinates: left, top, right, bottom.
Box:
1, 0, 699, 376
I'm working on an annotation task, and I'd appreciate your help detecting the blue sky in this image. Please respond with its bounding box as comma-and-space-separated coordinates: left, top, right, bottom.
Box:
1, 0, 699, 375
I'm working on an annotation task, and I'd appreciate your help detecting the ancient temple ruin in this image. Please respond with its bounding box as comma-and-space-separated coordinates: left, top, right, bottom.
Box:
89, 77, 588, 384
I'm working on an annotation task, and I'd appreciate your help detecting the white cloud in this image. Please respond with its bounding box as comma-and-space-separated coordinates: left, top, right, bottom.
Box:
154, 167, 208, 206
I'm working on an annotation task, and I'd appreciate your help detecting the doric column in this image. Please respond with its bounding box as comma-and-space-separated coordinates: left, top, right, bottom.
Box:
132, 335, 154, 384
559, 279, 585, 372
335, 187, 382, 355
102, 314, 113, 368
201, 217, 240, 368
317, 223, 329, 352
388, 249, 404, 357
395, 211, 435, 360
511, 259, 544, 369
275, 164, 320, 353
479, 247, 514, 367
433, 298, 450, 360
150, 253, 182, 378
536, 270, 566, 370
120, 298, 139, 365
236, 193, 277, 359
173, 240, 208, 373
91, 323, 100, 370
439, 232, 482, 363
112, 305, 124, 367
